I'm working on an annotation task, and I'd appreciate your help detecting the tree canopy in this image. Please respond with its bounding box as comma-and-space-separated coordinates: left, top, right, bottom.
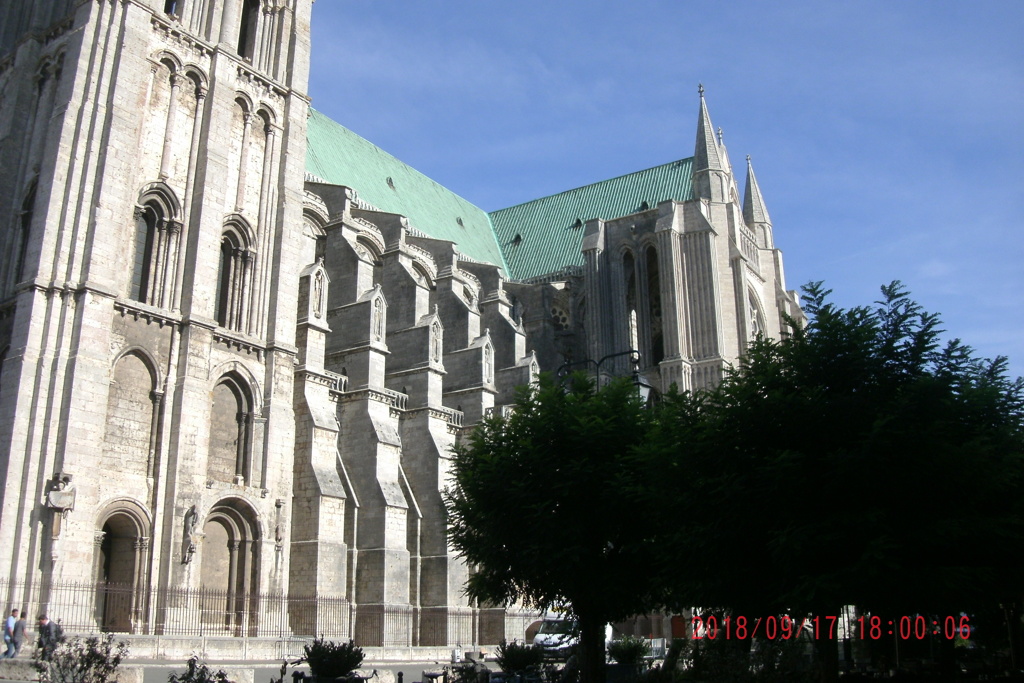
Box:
445, 282, 1024, 682
445, 374, 662, 683
654, 282, 1024, 617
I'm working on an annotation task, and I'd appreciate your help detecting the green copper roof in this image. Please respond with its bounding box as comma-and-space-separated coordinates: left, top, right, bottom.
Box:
306, 109, 509, 272
489, 158, 694, 281
306, 109, 696, 283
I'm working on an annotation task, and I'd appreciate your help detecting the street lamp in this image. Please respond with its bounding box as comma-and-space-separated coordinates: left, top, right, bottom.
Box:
556, 349, 656, 403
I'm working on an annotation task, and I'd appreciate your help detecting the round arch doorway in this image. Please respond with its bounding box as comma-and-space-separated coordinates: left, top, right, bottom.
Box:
94, 502, 151, 633
200, 498, 260, 636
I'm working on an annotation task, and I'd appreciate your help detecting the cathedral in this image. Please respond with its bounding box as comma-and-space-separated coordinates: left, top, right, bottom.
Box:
0, 0, 801, 658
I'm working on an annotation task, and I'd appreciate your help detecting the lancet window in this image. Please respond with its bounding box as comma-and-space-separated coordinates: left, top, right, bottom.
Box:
130, 205, 158, 302
11, 182, 37, 291
623, 251, 639, 354
237, 0, 260, 59
215, 227, 253, 331
645, 245, 664, 364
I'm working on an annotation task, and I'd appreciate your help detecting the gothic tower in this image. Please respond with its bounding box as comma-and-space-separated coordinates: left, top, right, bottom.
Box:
0, 0, 312, 632
580, 87, 803, 392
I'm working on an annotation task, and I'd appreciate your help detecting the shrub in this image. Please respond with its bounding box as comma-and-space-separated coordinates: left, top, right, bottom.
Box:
607, 636, 651, 666
494, 640, 543, 673
447, 661, 488, 683
168, 656, 230, 683
268, 660, 292, 683
300, 638, 365, 679
638, 640, 687, 683
34, 633, 128, 683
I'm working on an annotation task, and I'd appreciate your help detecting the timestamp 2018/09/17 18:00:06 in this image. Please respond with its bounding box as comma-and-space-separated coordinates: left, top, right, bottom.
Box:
690, 615, 972, 641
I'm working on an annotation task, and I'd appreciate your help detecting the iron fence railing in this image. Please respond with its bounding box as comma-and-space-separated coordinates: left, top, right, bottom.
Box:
1, 577, 350, 639
0, 577, 503, 647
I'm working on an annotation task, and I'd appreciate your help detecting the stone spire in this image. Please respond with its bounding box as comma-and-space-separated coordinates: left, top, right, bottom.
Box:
743, 155, 774, 248
716, 126, 734, 176
693, 84, 724, 174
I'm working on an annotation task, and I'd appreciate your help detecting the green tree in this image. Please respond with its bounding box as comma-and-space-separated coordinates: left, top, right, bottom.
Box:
445, 374, 662, 683
654, 282, 1024, 682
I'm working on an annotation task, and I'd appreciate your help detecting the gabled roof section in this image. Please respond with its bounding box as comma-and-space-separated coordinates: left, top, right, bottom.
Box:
306, 109, 509, 272
489, 159, 694, 282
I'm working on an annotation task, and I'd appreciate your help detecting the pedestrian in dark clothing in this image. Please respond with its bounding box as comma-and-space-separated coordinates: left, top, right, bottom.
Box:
11, 613, 25, 657
36, 615, 58, 661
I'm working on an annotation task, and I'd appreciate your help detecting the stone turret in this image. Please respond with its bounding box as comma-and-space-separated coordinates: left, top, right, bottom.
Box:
743, 155, 774, 249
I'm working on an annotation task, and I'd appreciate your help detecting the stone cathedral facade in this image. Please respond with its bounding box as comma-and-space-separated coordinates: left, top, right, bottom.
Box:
0, 0, 801, 657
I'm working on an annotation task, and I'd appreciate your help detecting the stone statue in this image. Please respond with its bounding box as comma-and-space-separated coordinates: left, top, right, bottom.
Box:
182, 504, 199, 564
313, 268, 325, 318
45, 474, 75, 540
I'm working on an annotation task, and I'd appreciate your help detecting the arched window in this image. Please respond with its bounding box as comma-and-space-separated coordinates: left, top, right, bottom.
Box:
215, 228, 252, 330
130, 186, 180, 307
237, 0, 260, 59
103, 352, 158, 477
163, 0, 179, 15
645, 246, 664, 365
14, 182, 36, 287
208, 374, 254, 484
623, 251, 638, 351
130, 205, 159, 302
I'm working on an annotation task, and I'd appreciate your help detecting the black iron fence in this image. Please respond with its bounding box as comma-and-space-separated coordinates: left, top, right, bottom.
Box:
0, 577, 498, 646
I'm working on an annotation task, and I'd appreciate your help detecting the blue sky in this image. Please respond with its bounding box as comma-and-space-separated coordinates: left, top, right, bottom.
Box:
308, 1, 1024, 378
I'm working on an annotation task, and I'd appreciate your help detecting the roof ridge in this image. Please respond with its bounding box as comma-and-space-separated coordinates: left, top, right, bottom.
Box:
309, 109, 487, 214
489, 156, 694, 216
306, 108, 511, 274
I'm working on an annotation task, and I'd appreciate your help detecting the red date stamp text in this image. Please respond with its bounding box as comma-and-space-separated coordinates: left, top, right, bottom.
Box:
690, 615, 971, 641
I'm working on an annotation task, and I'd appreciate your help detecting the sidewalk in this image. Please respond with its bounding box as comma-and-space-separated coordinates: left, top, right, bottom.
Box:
0, 654, 466, 683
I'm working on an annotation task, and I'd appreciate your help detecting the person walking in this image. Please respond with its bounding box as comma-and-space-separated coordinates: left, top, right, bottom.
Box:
1, 609, 16, 659
36, 615, 59, 661
11, 612, 25, 658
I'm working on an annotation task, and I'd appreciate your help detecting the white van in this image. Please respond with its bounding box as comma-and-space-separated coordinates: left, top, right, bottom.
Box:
533, 618, 578, 660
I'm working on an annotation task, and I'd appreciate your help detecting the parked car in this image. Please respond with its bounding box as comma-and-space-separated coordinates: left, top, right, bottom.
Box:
533, 619, 578, 660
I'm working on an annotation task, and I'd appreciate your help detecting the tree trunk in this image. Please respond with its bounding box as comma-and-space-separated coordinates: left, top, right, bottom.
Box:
811, 610, 839, 683
578, 614, 606, 683
816, 635, 839, 683
937, 633, 956, 677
